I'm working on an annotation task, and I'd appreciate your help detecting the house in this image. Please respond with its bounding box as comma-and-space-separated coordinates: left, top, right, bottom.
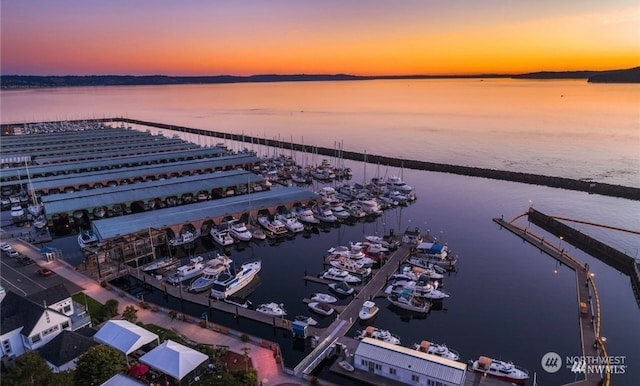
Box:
37, 329, 98, 372
353, 337, 467, 386
0, 285, 91, 363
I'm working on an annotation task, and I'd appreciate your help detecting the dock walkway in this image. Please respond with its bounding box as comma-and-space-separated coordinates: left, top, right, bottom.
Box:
494, 218, 606, 386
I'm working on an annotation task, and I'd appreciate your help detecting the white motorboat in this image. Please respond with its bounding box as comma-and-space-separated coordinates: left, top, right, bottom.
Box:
358, 301, 379, 320
328, 243, 367, 260
32, 215, 47, 229
328, 281, 355, 296
386, 279, 449, 301
246, 223, 266, 240
228, 220, 252, 241
357, 199, 382, 216
166, 256, 206, 285
187, 254, 232, 293
313, 205, 338, 223
358, 326, 401, 345
326, 255, 372, 277
310, 293, 338, 304
471, 357, 529, 385
295, 206, 320, 224
321, 268, 361, 283
256, 302, 287, 317
169, 229, 200, 247
386, 175, 413, 193
142, 257, 179, 273
77, 230, 99, 248
329, 201, 351, 220
387, 291, 430, 313
308, 302, 334, 316
317, 186, 339, 203
412, 242, 458, 269
344, 202, 366, 219
393, 264, 444, 281
338, 360, 354, 372
276, 212, 305, 233
210, 260, 262, 299
257, 215, 289, 238
210, 227, 234, 246
295, 315, 319, 326
413, 340, 460, 361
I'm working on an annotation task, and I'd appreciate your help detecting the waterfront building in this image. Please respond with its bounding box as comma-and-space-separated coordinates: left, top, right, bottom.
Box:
353, 337, 467, 386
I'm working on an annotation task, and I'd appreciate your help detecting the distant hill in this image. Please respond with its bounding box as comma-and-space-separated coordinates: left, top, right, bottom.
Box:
514, 67, 640, 82
587, 67, 640, 83
1, 68, 638, 89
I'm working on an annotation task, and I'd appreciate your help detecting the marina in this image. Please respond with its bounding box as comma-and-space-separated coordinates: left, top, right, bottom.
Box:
1, 116, 637, 385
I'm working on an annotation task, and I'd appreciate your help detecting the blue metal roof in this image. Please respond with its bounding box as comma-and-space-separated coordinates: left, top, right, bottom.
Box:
92, 187, 318, 240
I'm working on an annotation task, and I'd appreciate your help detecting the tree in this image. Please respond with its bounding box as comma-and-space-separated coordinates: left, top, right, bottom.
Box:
98, 299, 119, 322
1, 351, 52, 386
122, 305, 138, 323
49, 370, 76, 386
74, 345, 126, 386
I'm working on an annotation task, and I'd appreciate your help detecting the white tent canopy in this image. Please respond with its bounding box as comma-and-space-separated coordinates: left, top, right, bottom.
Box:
140, 340, 208, 381
94, 320, 159, 355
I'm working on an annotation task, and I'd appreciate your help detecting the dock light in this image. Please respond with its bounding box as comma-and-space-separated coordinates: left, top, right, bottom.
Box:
590, 272, 595, 277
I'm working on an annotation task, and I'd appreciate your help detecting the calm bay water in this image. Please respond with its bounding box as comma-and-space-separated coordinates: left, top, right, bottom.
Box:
2, 80, 639, 385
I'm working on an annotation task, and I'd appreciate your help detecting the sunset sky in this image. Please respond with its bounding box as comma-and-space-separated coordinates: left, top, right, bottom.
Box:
1, 1, 638, 76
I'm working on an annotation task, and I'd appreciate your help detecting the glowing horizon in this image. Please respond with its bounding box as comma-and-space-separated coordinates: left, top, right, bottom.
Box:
1, 1, 639, 76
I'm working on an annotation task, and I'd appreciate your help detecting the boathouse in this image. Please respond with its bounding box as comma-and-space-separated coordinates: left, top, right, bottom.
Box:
353, 338, 467, 386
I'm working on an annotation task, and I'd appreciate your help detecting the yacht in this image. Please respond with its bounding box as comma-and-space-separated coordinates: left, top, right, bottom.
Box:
413, 341, 460, 361
328, 281, 355, 296
210, 260, 262, 299
385, 278, 449, 301
169, 229, 200, 247
276, 212, 305, 233
386, 175, 413, 193
310, 293, 338, 304
187, 254, 232, 293
308, 302, 334, 316
317, 186, 339, 203
358, 326, 401, 345
392, 264, 444, 281
402, 227, 424, 245
411, 242, 458, 269
357, 199, 382, 216
257, 215, 289, 238
295, 206, 320, 224
471, 357, 529, 385
344, 202, 366, 219
358, 301, 379, 320
210, 227, 234, 246
256, 302, 287, 317
166, 256, 206, 285
77, 230, 99, 248
387, 291, 430, 313
326, 255, 372, 277
313, 205, 338, 223
321, 268, 361, 283
329, 201, 351, 220
228, 220, 252, 242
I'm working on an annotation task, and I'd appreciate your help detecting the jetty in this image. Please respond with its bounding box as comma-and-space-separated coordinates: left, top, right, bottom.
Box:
494, 213, 609, 386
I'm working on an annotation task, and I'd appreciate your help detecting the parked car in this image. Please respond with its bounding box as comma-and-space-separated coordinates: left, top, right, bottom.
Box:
37, 268, 53, 277
17, 255, 34, 266
7, 250, 19, 258
0, 242, 12, 252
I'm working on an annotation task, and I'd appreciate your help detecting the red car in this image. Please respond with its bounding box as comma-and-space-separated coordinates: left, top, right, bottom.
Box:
37, 268, 53, 277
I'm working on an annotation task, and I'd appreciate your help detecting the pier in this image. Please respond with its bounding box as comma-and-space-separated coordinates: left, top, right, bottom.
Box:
493, 217, 607, 386
295, 243, 413, 376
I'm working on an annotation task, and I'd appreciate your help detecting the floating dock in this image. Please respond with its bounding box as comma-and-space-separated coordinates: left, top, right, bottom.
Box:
494, 216, 607, 386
